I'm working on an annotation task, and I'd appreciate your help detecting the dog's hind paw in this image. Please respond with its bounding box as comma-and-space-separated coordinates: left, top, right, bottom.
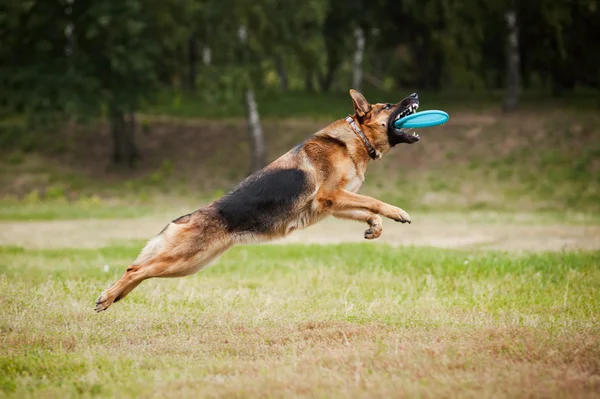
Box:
94, 292, 113, 313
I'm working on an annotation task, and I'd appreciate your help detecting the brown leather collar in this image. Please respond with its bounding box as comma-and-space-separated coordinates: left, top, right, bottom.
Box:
345, 115, 378, 160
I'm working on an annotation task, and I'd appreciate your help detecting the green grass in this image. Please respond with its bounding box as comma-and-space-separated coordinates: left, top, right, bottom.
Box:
0, 198, 158, 221
1, 197, 599, 224
1, 243, 599, 398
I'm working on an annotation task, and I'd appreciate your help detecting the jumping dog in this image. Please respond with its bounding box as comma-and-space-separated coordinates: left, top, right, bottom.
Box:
95, 90, 421, 312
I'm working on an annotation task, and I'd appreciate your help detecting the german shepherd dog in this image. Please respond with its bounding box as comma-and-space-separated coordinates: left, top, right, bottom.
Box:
95, 90, 420, 312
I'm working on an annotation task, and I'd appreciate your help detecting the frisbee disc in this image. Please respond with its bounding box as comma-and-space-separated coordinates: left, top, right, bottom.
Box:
394, 110, 449, 129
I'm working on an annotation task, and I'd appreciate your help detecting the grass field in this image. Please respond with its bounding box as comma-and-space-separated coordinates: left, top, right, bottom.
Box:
1, 243, 599, 398
1, 96, 599, 397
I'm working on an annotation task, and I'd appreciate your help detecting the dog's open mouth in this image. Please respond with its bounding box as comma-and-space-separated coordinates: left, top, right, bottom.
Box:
387, 93, 421, 145
392, 102, 419, 122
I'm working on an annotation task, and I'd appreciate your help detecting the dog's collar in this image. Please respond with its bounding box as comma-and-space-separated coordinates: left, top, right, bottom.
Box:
345, 115, 378, 160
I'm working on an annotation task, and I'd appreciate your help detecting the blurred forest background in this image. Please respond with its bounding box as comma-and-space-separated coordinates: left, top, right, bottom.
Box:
1, 0, 599, 220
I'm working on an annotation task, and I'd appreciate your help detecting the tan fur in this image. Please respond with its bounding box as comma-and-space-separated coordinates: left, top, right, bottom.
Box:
95, 90, 412, 312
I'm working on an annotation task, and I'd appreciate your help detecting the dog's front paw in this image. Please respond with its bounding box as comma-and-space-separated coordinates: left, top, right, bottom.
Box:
389, 207, 411, 224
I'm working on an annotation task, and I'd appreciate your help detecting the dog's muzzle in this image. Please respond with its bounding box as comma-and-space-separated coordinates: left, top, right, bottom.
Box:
387, 93, 420, 146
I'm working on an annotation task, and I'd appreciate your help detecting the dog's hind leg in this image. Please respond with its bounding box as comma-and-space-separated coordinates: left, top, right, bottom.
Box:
332, 210, 383, 239
95, 211, 232, 312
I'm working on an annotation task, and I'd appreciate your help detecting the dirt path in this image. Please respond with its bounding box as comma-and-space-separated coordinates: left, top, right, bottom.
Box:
1, 216, 598, 252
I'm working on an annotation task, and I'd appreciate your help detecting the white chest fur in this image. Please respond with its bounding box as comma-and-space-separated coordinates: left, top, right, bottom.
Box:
344, 174, 364, 193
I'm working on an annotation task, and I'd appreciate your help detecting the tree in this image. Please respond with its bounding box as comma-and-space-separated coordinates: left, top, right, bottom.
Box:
319, 0, 352, 92
352, 26, 365, 91
4, 0, 600, 165
0, 1, 90, 123
238, 24, 266, 173
73, 1, 165, 166
0, 0, 190, 166
199, 0, 275, 172
503, 4, 520, 112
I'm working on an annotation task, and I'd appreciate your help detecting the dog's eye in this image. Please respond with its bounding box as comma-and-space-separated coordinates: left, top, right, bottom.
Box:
384, 103, 392, 110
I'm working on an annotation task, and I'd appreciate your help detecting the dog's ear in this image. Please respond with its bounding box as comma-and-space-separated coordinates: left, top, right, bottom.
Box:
349, 89, 371, 118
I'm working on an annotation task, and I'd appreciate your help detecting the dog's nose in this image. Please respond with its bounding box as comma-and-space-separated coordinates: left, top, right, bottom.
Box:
410, 93, 418, 100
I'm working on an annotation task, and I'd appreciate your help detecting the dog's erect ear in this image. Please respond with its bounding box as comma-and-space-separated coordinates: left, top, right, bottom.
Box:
349, 89, 371, 118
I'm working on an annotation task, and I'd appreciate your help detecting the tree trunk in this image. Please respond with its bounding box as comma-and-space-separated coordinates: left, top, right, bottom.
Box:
245, 89, 265, 173
503, 8, 520, 112
202, 46, 212, 66
318, 66, 335, 92
187, 35, 197, 91
274, 54, 288, 91
352, 26, 365, 91
319, 44, 341, 92
65, 0, 74, 57
371, 48, 388, 84
305, 70, 315, 92
239, 24, 266, 174
111, 109, 139, 167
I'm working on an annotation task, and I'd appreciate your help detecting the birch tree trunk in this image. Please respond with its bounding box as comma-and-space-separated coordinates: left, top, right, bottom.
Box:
202, 46, 212, 66
64, 0, 74, 57
503, 8, 520, 112
352, 26, 365, 91
187, 34, 197, 91
239, 24, 266, 173
245, 89, 266, 173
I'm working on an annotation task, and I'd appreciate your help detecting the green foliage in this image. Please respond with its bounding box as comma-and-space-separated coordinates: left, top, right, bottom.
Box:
0, 0, 191, 160
516, 0, 600, 92
2, 0, 599, 117
75, 1, 162, 112
2, 0, 600, 166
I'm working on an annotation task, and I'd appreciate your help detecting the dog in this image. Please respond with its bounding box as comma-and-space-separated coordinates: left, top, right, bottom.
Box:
95, 90, 421, 312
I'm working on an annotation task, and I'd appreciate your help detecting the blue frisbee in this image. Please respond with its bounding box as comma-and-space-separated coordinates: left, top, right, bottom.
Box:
394, 110, 449, 129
